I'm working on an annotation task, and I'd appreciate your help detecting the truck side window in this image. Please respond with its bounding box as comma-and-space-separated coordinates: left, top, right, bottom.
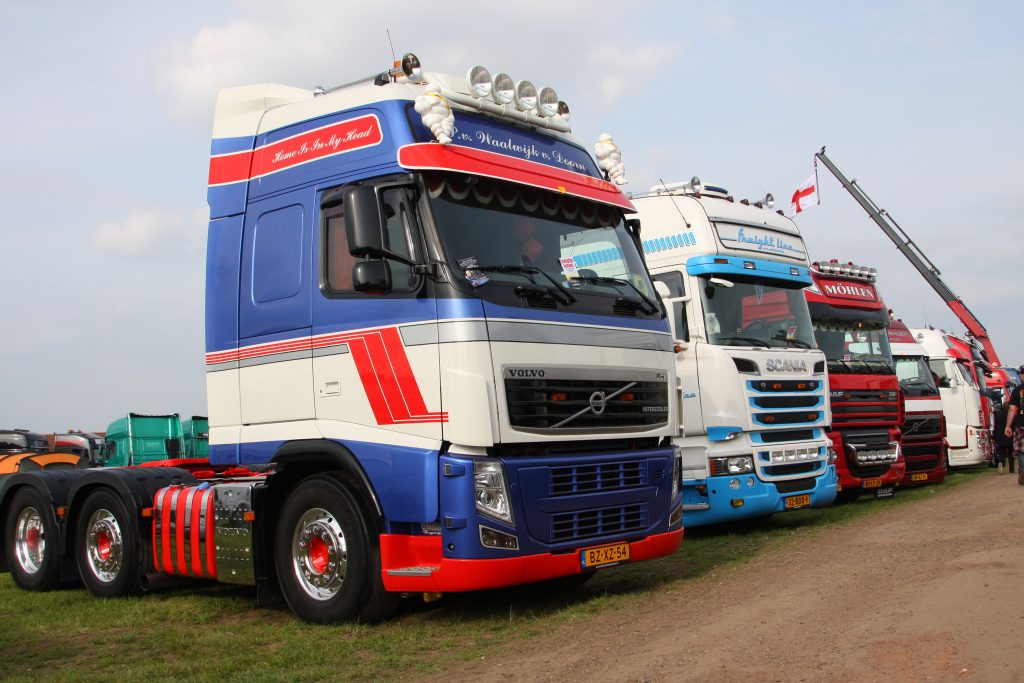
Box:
653, 272, 689, 341
928, 359, 950, 388
322, 186, 421, 294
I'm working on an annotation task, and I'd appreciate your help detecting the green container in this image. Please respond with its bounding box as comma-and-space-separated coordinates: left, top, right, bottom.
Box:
181, 416, 209, 459
103, 413, 183, 467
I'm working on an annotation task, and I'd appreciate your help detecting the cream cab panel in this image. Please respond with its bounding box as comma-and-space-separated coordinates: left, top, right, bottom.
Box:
312, 325, 444, 442
240, 357, 314, 424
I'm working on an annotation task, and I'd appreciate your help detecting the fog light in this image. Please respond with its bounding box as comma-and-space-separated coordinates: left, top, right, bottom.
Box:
746, 478, 754, 488
729, 478, 740, 490
479, 525, 518, 550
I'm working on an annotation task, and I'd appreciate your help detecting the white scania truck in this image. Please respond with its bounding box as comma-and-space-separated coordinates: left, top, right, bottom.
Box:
632, 180, 837, 525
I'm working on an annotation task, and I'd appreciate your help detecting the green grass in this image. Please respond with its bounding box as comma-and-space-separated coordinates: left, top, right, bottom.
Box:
0, 468, 989, 682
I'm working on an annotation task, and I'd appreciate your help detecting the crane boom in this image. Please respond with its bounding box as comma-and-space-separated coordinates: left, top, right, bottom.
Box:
814, 147, 1002, 366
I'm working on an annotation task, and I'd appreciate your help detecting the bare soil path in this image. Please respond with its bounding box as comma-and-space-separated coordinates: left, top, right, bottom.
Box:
437, 472, 1024, 682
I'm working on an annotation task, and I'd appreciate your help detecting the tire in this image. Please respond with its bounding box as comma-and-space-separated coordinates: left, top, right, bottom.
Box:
274, 474, 398, 623
4, 488, 61, 591
74, 488, 142, 597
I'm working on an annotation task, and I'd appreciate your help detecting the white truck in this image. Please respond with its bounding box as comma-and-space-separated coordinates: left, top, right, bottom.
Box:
912, 328, 990, 467
632, 180, 837, 525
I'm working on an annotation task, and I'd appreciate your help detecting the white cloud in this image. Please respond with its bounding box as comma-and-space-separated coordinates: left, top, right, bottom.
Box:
93, 207, 205, 257
588, 42, 681, 106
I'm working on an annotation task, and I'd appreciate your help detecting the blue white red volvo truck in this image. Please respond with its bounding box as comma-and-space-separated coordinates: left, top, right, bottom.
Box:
632, 180, 837, 525
0, 55, 683, 623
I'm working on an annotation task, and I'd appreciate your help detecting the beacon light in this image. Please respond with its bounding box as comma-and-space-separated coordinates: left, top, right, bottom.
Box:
467, 65, 492, 98
401, 53, 423, 82
537, 86, 559, 117
514, 80, 538, 112
492, 73, 515, 104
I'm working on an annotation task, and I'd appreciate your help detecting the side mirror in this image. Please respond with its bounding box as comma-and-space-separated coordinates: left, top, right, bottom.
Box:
353, 260, 392, 294
653, 280, 672, 300
344, 186, 385, 257
625, 218, 641, 239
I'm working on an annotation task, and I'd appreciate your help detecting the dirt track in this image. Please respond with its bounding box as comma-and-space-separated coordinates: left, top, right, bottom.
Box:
442, 472, 1024, 682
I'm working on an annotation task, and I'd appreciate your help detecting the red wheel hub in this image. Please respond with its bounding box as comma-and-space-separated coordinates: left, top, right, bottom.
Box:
96, 531, 111, 561
308, 536, 329, 575
26, 527, 41, 555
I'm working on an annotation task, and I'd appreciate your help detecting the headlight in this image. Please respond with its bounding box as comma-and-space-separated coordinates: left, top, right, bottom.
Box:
492, 73, 515, 104
710, 456, 754, 475
467, 65, 493, 98
474, 460, 513, 524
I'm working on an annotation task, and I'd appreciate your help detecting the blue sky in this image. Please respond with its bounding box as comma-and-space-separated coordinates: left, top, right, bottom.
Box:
2, 1, 1022, 431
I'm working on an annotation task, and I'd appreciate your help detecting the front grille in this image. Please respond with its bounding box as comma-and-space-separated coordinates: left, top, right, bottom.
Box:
754, 411, 822, 425
748, 380, 821, 393
905, 453, 940, 472
765, 461, 819, 477
903, 416, 942, 440
758, 429, 815, 444
831, 392, 899, 428
775, 477, 815, 494
551, 504, 647, 542
506, 378, 669, 430
753, 395, 820, 409
550, 461, 646, 495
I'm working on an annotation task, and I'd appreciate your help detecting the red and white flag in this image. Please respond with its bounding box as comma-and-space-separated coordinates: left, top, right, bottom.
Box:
786, 174, 818, 217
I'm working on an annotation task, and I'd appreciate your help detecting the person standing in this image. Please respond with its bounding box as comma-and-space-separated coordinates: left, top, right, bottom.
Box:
1003, 381, 1024, 484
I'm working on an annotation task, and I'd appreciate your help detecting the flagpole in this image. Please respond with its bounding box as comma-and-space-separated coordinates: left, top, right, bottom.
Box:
813, 155, 821, 206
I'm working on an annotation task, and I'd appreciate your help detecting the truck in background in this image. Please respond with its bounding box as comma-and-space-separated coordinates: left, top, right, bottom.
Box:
912, 328, 990, 467
632, 179, 836, 524
52, 432, 107, 466
0, 55, 683, 622
181, 416, 209, 458
103, 413, 184, 466
806, 260, 905, 501
0, 429, 49, 455
887, 320, 947, 485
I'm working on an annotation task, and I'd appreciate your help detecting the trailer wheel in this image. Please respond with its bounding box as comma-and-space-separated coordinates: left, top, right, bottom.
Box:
4, 488, 61, 591
75, 489, 141, 597
275, 475, 395, 623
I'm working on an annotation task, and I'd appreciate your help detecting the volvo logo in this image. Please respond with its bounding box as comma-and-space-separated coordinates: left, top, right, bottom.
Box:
765, 358, 808, 373
505, 368, 545, 378
589, 391, 607, 415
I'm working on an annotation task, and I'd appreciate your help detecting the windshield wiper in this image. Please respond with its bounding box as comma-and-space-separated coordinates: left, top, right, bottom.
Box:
572, 275, 660, 315
716, 335, 771, 348
779, 337, 812, 349
474, 265, 577, 305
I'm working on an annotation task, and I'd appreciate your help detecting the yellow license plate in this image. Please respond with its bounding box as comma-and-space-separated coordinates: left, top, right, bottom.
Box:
785, 494, 811, 509
580, 542, 630, 569
911, 473, 928, 482
862, 478, 882, 489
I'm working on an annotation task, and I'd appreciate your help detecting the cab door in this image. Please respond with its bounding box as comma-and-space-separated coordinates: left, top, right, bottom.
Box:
312, 182, 444, 444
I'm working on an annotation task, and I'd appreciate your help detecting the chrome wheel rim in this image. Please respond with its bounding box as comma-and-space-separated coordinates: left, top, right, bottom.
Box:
291, 507, 347, 601
85, 508, 123, 583
14, 507, 45, 574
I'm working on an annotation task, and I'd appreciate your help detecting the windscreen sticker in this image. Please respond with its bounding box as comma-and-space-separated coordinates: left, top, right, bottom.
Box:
464, 269, 490, 287
458, 256, 479, 269
559, 256, 579, 278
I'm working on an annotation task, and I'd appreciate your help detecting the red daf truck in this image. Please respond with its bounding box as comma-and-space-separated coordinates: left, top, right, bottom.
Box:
887, 320, 947, 485
805, 260, 905, 500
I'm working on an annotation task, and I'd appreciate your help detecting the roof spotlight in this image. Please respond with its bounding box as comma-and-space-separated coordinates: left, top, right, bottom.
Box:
492, 73, 515, 104
467, 65, 492, 98
839, 264, 853, 276
557, 100, 570, 121
537, 87, 559, 117
684, 176, 703, 194
401, 53, 423, 82
514, 80, 538, 112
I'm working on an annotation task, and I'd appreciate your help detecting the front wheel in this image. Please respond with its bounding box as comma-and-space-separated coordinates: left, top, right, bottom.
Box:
4, 488, 62, 590
274, 475, 397, 623
75, 489, 142, 597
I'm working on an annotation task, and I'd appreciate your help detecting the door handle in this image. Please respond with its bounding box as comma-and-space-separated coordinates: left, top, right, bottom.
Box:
319, 380, 341, 397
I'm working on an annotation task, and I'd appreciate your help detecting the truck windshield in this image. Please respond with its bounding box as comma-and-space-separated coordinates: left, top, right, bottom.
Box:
698, 275, 815, 348
425, 173, 661, 318
812, 324, 894, 374
0, 433, 28, 451
896, 355, 939, 397
1004, 368, 1022, 385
